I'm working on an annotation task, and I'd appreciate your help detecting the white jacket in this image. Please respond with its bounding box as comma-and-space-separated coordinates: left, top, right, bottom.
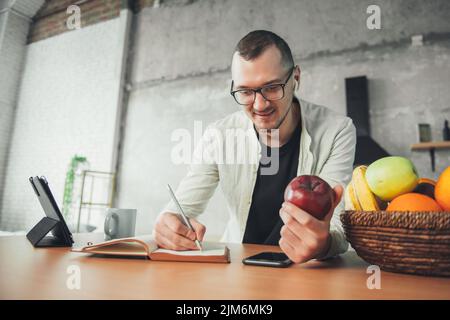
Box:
163, 96, 356, 259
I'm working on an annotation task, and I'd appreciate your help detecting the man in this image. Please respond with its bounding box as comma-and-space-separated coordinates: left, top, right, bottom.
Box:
154, 30, 356, 263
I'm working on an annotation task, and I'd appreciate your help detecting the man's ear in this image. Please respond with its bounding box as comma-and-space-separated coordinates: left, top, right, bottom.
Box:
294, 65, 301, 90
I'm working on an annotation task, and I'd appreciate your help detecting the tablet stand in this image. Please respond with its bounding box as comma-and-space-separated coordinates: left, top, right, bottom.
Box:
26, 217, 72, 247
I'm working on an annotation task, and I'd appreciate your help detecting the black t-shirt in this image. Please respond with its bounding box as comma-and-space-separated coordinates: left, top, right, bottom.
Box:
243, 122, 301, 245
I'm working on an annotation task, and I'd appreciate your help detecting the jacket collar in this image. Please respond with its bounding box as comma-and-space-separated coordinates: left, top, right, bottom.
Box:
295, 93, 314, 175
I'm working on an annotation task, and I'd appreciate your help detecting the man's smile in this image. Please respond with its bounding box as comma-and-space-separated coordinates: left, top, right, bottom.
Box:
253, 108, 276, 119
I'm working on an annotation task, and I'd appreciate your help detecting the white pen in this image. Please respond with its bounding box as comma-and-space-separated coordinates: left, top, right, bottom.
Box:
167, 184, 203, 251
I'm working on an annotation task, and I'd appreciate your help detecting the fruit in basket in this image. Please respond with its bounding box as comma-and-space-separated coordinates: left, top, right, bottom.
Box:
386, 193, 443, 212
345, 166, 386, 211
413, 178, 436, 199
284, 175, 334, 220
435, 166, 450, 211
344, 184, 360, 210
365, 156, 419, 201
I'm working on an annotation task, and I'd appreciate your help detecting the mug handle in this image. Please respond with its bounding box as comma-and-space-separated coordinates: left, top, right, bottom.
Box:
104, 212, 119, 238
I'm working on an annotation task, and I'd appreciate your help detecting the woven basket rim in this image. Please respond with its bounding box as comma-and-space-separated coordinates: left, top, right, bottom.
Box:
341, 210, 450, 230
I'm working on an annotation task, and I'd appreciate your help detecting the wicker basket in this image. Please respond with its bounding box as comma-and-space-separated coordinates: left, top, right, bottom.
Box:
340, 210, 450, 277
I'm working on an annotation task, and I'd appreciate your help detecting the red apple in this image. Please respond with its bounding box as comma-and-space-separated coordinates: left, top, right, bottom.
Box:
284, 175, 335, 220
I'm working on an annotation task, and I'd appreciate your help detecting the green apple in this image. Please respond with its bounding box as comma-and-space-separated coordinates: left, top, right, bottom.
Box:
365, 156, 419, 201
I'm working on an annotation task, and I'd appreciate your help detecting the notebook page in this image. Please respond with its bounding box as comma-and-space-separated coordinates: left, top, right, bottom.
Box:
153, 242, 226, 256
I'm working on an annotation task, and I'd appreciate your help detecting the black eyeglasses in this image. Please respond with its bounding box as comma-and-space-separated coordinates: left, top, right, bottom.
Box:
230, 66, 295, 106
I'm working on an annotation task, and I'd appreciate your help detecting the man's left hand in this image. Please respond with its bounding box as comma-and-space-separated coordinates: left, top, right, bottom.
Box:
279, 185, 344, 264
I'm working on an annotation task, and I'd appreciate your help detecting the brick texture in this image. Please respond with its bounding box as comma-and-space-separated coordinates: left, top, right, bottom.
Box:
28, 0, 121, 43
27, 0, 157, 43
136, 0, 155, 11
0, 10, 33, 225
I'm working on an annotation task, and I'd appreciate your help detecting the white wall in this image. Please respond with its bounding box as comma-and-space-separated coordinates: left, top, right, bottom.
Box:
0, 7, 37, 224
0, 14, 128, 231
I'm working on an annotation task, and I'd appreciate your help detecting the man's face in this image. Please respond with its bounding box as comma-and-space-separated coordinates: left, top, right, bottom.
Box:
231, 46, 297, 130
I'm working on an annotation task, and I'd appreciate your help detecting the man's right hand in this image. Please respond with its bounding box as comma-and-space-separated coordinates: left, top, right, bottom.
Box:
153, 212, 206, 250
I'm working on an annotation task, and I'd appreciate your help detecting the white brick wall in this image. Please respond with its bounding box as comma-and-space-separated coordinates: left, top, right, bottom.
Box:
0, 15, 128, 231
0, 9, 33, 221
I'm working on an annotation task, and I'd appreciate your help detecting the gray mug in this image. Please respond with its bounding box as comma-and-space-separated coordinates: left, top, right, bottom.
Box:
104, 208, 137, 240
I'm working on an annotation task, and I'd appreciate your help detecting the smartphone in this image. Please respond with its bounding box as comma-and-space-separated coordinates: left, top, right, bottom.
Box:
242, 252, 293, 268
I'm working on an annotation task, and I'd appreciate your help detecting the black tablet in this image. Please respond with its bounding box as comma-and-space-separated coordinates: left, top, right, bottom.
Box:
27, 176, 74, 247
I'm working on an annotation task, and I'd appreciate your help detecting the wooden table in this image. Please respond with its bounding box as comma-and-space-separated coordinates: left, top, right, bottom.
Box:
1, 234, 450, 299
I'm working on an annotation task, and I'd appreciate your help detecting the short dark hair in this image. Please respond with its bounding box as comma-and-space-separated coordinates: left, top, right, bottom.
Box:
234, 30, 294, 70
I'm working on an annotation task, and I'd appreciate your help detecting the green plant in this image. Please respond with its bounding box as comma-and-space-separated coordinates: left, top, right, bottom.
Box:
62, 155, 88, 218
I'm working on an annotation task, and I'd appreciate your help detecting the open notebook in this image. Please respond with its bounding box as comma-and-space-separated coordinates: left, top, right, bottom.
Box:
71, 235, 230, 263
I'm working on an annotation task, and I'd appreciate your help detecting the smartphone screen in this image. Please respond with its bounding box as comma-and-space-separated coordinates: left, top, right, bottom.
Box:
242, 251, 293, 268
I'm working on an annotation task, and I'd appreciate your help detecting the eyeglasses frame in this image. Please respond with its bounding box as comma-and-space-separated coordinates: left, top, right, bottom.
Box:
230, 66, 296, 106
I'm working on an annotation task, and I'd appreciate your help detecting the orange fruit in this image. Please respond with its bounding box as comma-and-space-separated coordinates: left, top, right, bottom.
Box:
386, 193, 442, 212
435, 166, 450, 211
